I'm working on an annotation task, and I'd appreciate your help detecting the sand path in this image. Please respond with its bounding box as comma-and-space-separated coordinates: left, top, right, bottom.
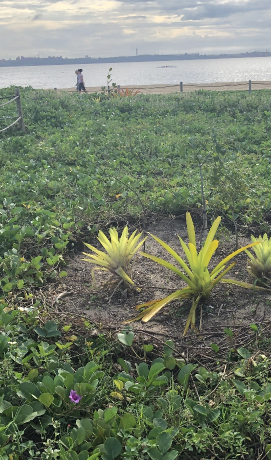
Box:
58, 81, 271, 95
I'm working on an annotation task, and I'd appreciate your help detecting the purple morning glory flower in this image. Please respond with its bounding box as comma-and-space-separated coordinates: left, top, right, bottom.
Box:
69, 390, 82, 404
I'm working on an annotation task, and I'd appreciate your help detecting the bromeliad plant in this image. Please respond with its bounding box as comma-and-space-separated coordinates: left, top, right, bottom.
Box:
114, 87, 141, 97
82, 226, 147, 288
126, 213, 261, 335
245, 234, 271, 283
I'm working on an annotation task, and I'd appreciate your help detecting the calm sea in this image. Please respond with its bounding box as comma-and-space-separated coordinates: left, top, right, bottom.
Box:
1, 57, 271, 90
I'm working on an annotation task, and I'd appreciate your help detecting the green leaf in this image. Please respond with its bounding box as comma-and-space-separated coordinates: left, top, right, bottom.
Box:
76, 419, 93, 438
42, 375, 55, 394
0, 334, 8, 355
164, 356, 176, 370
59, 271, 68, 278
117, 331, 134, 346
2, 283, 13, 292
250, 323, 258, 332
224, 328, 233, 337
153, 418, 167, 430
0, 396, 12, 413
237, 347, 251, 359
148, 362, 165, 380
117, 358, 131, 373
104, 406, 118, 422
143, 344, 153, 352
193, 405, 208, 416
208, 408, 220, 422
232, 379, 247, 395
17, 382, 41, 399
120, 413, 136, 430
147, 447, 162, 460
210, 343, 219, 352
28, 369, 39, 381
17, 279, 24, 289
157, 431, 173, 453
266, 444, 271, 460
77, 426, 86, 445
79, 452, 89, 460
15, 404, 40, 424
55, 385, 67, 400
137, 362, 149, 379
39, 393, 54, 407
163, 340, 175, 357
104, 437, 122, 458
177, 364, 196, 385
33, 326, 47, 337
164, 451, 178, 460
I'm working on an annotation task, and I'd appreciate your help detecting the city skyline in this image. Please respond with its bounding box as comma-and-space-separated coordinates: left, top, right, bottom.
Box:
1, 0, 271, 60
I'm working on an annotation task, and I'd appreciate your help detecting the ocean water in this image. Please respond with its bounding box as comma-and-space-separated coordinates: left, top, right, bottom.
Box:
1, 57, 271, 90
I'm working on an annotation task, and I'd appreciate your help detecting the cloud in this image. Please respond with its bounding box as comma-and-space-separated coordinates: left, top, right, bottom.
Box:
0, 0, 271, 59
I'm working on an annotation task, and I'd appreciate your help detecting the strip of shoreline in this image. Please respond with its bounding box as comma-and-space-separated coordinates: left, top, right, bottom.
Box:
58, 81, 271, 95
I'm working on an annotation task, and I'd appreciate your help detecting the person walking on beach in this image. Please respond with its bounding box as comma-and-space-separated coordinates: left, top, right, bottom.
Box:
77, 69, 86, 92
75, 70, 79, 91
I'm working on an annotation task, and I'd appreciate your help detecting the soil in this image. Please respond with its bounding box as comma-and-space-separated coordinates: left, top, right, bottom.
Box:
47, 216, 271, 359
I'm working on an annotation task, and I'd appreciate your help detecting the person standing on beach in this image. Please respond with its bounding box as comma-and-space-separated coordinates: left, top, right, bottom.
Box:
77, 69, 86, 92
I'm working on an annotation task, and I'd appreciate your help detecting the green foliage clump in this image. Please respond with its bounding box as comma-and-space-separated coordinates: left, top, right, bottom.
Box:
1, 306, 271, 459
1, 87, 271, 297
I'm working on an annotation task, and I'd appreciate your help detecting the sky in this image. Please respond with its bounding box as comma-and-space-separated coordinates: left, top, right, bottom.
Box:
1, 0, 271, 59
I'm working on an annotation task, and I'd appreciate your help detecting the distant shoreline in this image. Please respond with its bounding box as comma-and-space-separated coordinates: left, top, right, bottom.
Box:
1, 51, 271, 68
58, 81, 271, 95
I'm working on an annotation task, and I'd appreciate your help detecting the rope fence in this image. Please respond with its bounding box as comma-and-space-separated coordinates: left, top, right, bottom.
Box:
60, 79, 271, 95
0, 88, 25, 133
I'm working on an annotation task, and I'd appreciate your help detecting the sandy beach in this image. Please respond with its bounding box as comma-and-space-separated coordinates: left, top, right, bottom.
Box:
59, 81, 271, 95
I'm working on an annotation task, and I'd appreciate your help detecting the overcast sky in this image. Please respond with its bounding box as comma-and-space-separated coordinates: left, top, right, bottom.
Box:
1, 0, 271, 59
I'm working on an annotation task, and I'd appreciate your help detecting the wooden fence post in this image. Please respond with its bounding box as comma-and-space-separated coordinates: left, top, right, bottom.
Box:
180, 82, 183, 93
15, 88, 25, 132
249, 80, 252, 94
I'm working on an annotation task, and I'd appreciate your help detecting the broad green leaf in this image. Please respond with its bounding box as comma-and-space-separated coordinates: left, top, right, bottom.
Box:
237, 347, 251, 359
2, 283, 13, 292
120, 413, 136, 429
104, 406, 117, 422
232, 379, 247, 395
137, 362, 149, 379
76, 419, 93, 438
148, 362, 165, 380
17, 382, 41, 399
42, 375, 55, 393
104, 437, 122, 458
177, 364, 196, 385
147, 447, 162, 460
157, 431, 173, 453
194, 405, 208, 416
77, 426, 86, 445
28, 369, 39, 381
39, 393, 54, 407
117, 331, 134, 346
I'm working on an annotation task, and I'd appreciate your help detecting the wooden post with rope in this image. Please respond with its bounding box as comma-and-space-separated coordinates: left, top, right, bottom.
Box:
15, 88, 25, 132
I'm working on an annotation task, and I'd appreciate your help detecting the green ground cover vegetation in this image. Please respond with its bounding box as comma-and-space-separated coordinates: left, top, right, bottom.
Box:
1, 87, 271, 458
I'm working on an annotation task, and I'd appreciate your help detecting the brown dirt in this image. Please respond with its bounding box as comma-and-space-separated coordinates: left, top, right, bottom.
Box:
46, 216, 271, 357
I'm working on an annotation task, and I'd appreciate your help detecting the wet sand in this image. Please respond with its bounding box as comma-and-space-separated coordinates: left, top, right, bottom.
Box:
58, 81, 271, 95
